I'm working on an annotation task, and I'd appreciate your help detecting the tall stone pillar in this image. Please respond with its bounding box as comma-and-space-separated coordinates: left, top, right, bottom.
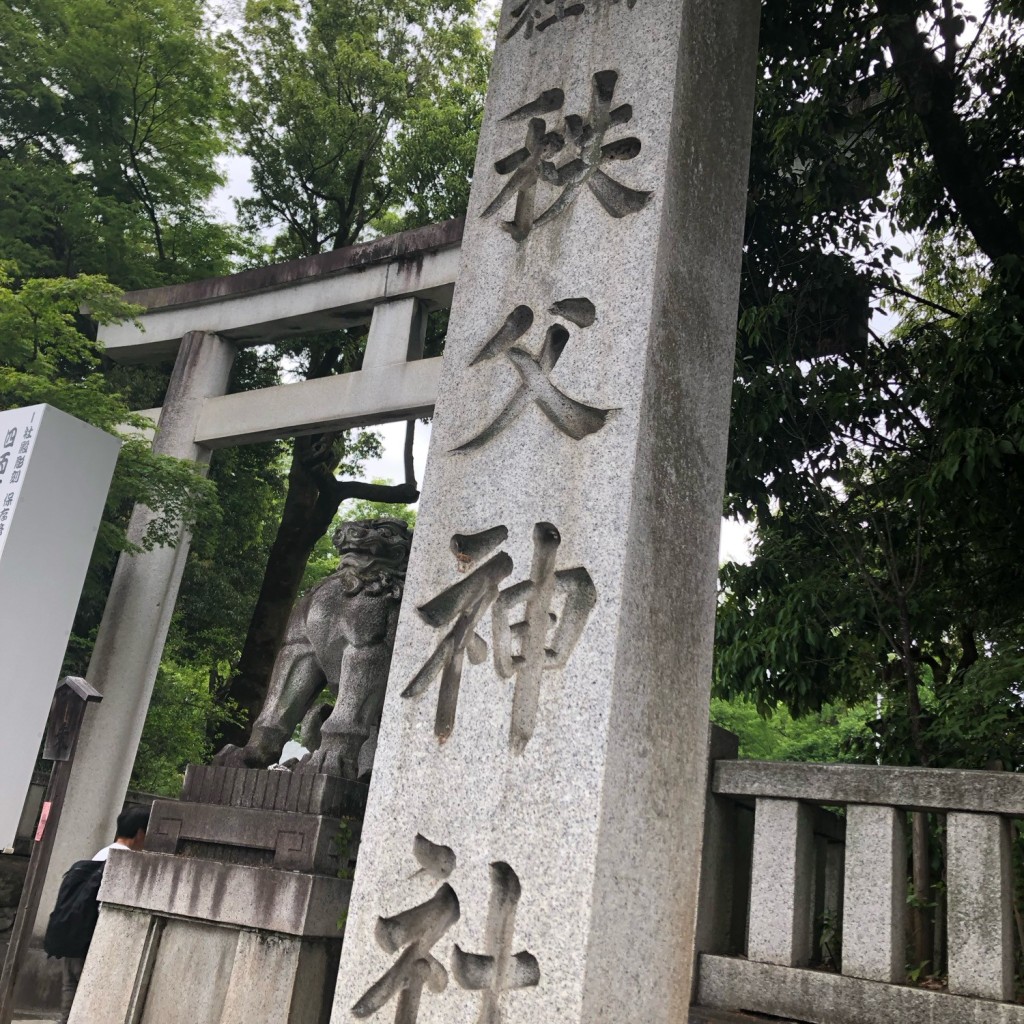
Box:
332, 3, 759, 1023
37, 332, 236, 935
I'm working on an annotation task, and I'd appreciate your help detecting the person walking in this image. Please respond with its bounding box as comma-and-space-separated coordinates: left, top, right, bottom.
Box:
44, 807, 149, 1024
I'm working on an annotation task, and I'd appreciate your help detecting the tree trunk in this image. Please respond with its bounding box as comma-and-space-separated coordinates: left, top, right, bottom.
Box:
892, 594, 934, 976
911, 811, 932, 972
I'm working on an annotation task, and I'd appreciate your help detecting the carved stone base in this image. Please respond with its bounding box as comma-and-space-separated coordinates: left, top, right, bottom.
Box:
146, 799, 359, 874
68, 768, 363, 1024
182, 764, 369, 818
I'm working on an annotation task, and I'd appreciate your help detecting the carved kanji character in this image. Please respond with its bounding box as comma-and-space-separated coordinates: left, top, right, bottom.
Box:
492, 523, 596, 752
482, 90, 566, 241
352, 882, 461, 1023
404, 524, 596, 751
504, 0, 585, 40
503, 0, 639, 41
485, 70, 651, 239
402, 537, 514, 741
534, 69, 651, 227
452, 862, 540, 1023
452, 298, 615, 453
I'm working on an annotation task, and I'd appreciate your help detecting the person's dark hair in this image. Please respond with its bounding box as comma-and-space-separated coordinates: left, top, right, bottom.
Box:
115, 806, 150, 840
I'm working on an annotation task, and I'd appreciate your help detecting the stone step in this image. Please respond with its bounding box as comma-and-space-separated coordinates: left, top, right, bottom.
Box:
690, 1007, 809, 1024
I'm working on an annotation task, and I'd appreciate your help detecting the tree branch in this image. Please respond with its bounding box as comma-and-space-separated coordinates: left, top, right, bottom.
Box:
939, 0, 959, 70
332, 479, 420, 505
882, 284, 961, 319
877, 0, 1023, 264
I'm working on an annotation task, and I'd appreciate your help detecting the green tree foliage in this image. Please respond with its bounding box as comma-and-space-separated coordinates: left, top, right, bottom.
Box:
337, 486, 417, 529
226, 0, 490, 255
719, 233, 1024, 771
129, 660, 238, 795
0, 0, 271, 785
718, 0, 1024, 772
710, 697, 876, 763
0, 0, 239, 285
719, 6, 1024, 975
0, 265, 217, 631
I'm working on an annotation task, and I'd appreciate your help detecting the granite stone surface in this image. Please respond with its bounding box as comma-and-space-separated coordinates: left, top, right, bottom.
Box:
697, 954, 1024, 1024
135, 918, 238, 1024
98, 849, 351, 937
714, 760, 1024, 815
220, 931, 339, 1024
747, 799, 815, 968
362, 297, 426, 369
67, 906, 154, 1024
70, 858, 346, 1022
330, 1, 760, 1021
182, 765, 369, 818
841, 804, 905, 983
946, 812, 1015, 1001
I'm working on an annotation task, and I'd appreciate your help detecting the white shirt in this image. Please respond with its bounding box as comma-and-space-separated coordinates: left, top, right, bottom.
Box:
92, 842, 126, 862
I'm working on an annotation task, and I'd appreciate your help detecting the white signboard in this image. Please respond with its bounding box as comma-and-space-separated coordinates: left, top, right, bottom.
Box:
0, 406, 40, 558
0, 405, 119, 847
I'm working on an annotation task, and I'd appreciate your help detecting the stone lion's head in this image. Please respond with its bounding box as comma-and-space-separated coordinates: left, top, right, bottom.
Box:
331, 518, 413, 597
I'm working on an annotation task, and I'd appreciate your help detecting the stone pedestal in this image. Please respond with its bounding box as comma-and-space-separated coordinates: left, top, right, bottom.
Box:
331, 2, 760, 1022
68, 767, 364, 1024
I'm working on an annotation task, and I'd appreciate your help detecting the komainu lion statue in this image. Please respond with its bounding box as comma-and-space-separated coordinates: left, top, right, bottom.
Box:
214, 517, 412, 779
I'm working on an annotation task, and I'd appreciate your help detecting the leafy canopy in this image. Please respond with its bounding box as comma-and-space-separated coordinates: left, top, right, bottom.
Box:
0, 0, 239, 285
718, 0, 1024, 769
227, 0, 490, 256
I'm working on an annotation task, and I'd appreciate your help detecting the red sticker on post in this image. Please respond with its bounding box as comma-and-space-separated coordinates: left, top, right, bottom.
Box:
35, 801, 51, 841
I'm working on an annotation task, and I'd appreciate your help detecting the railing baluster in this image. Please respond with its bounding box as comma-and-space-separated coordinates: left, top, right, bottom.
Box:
947, 812, 1015, 1001
747, 798, 815, 967
841, 804, 906, 982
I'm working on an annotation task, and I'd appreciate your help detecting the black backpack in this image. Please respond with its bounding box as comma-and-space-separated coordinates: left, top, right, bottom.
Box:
43, 859, 104, 959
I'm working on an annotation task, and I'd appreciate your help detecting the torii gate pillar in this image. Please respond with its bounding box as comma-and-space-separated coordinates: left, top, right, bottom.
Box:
35, 332, 236, 938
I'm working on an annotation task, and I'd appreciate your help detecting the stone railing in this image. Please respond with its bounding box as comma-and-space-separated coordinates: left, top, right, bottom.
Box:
693, 734, 1024, 1024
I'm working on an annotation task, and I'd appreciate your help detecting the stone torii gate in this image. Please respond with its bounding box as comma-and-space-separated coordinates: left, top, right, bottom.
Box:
37, 219, 465, 936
